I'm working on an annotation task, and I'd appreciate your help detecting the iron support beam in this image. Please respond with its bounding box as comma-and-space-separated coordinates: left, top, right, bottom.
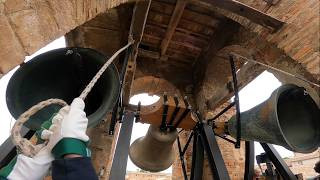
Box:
260, 143, 297, 180
190, 132, 204, 180
207, 101, 235, 123
109, 45, 133, 135
182, 132, 194, 156
109, 111, 135, 180
244, 141, 254, 180
122, 0, 151, 105
177, 137, 188, 180
229, 55, 241, 148
0, 127, 34, 168
199, 124, 230, 180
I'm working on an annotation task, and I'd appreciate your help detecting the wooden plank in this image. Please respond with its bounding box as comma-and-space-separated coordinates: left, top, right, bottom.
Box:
160, 0, 187, 56
147, 11, 215, 37
189, 0, 284, 30
138, 96, 196, 129
151, 0, 220, 28
143, 34, 203, 57
122, 0, 152, 105
144, 24, 209, 49
138, 48, 196, 62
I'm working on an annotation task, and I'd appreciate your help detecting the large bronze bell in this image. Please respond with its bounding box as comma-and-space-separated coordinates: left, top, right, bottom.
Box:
227, 84, 320, 153
6, 47, 120, 130
129, 125, 178, 172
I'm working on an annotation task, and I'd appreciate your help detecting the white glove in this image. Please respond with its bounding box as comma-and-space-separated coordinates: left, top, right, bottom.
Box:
5, 146, 53, 180
43, 98, 90, 158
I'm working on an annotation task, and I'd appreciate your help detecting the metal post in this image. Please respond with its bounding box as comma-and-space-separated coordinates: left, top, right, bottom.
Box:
177, 137, 188, 180
109, 111, 135, 180
190, 132, 204, 180
109, 45, 132, 134
260, 143, 297, 180
244, 141, 254, 180
199, 123, 230, 180
0, 127, 34, 168
229, 55, 241, 148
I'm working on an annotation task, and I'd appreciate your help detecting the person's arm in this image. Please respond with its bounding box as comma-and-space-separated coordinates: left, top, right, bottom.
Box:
46, 98, 98, 180
0, 119, 55, 180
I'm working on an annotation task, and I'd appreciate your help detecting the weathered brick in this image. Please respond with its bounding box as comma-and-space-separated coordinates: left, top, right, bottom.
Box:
3, 0, 30, 14
31, 0, 60, 42
8, 9, 45, 54
0, 14, 25, 73
47, 0, 77, 33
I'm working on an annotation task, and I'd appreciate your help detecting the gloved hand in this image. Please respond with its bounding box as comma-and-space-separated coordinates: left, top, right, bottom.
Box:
0, 117, 56, 180
44, 98, 90, 158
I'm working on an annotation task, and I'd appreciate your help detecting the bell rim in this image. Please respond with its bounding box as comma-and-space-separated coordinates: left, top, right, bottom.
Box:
273, 83, 320, 153
6, 47, 120, 130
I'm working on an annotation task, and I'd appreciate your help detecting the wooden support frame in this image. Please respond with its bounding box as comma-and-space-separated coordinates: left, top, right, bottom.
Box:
188, 0, 284, 30
160, 0, 187, 56
122, 0, 152, 105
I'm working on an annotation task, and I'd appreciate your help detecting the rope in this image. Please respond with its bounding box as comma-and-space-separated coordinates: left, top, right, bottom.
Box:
230, 52, 320, 88
11, 39, 134, 157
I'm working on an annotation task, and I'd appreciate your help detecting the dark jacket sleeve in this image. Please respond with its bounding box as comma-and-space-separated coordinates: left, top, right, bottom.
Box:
52, 157, 98, 180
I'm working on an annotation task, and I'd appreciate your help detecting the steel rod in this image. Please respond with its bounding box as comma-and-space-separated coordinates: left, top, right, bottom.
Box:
260, 143, 297, 180
230, 52, 320, 88
182, 132, 194, 156
177, 137, 188, 180
109, 45, 132, 134
207, 102, 235, 123
215, 134, 236, 145
229, 55, 241, 148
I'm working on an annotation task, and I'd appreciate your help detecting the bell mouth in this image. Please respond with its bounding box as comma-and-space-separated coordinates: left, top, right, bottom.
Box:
276, 84, 320, 153
6, 47, 120, 130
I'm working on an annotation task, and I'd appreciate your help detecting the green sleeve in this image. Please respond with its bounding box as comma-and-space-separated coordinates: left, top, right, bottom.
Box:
0, 156, 17, 179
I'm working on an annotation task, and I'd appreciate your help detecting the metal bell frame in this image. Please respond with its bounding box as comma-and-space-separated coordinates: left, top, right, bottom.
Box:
0, 51, 300, 180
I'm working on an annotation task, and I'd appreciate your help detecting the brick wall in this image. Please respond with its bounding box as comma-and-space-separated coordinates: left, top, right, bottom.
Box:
0, 0, 134, 74
126, 171, 171, 180
218, 0, 320, 81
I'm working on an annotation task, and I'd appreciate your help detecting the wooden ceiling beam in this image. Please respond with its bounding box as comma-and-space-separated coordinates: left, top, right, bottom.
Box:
122, 0, 151, 105
160, 0, 187, 56
188, 0, 284, 30
138, 48, 195, 63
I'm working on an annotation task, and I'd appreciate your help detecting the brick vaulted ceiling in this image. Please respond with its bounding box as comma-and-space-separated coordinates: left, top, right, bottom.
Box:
66, 0, 320, 109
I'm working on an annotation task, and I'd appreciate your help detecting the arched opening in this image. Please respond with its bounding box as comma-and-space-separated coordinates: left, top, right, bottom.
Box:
0, 36, 66, 144
126, 93, 172, 176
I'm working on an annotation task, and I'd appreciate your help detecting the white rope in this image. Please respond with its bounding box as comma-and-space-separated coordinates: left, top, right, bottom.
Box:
230, 52, 320, 88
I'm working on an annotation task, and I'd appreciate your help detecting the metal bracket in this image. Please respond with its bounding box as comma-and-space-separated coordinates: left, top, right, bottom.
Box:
173, 96, 191, 130
160, 93, 169, 131
168, 95, 180, 126
109, 44, 132, 134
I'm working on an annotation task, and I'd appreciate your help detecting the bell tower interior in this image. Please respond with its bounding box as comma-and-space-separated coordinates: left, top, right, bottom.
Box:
0, 0, 319, 179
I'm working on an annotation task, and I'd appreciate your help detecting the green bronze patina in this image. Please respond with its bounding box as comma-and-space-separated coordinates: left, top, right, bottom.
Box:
6, 48, 120, 130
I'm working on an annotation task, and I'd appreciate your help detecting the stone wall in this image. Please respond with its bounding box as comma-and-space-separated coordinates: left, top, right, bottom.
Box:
215, 0, 320, 81
126, 171, 171, 180
0, 0, 134, 74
